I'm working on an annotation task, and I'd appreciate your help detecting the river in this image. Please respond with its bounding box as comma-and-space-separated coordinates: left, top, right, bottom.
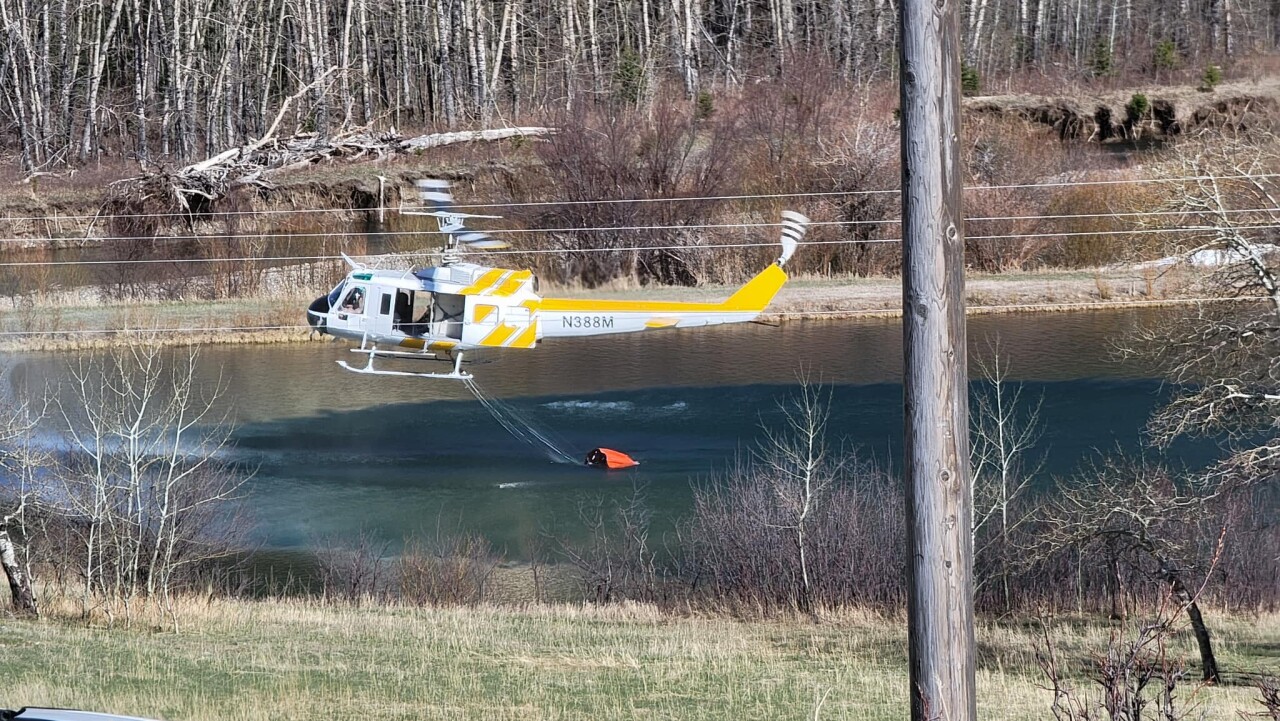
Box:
4, 308, 1219, 553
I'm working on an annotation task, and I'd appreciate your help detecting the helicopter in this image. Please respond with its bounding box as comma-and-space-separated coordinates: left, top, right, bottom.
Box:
306, 179, 808, 380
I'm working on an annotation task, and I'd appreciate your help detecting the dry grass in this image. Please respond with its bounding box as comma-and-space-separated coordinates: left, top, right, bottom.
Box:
3, 595, 1277, 721
0, 263, 1211, 352
0, 294, 319, 352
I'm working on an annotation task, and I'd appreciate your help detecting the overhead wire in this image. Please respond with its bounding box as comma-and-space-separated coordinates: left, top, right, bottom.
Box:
1, 205, 1279, 245
2, 175, 1273, 339
452, 173, 1280, 210
2, 223, 1279, 267
2, 172, 1278, 223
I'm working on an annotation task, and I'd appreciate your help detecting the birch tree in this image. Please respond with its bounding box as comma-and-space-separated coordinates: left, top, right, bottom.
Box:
53, 343, 246, 623
751, 377, 839, 610
970, 341, 1042, 611
0, 0, 1276, 167
0, 397, 46, 616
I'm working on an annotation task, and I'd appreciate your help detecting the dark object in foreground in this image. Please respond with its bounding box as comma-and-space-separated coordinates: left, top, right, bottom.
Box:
585, 448, 639, 469
3, 709, 162, 721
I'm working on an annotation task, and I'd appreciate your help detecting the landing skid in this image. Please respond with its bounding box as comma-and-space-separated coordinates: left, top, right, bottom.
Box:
336, 347, 472, 380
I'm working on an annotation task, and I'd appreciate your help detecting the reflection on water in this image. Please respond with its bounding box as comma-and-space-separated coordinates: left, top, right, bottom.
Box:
5, 308, 1200, 553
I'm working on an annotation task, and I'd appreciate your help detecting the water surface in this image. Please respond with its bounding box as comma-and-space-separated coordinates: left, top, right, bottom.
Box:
7, 308, 1215, 553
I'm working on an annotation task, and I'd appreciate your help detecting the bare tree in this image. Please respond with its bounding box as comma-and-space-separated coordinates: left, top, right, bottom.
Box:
750, 376, 839, 610
970, 339, 1042, 611
1135, 135, 1280, 491
1253, 678, 1280, 720
1037, 607, 1203, 721
315, 529, 391, 604
4, 0, 1274, 168
1033, 455, 1225, 683
0, 395, 45, 616
558, 483, 664, 604
50, 342, 246, 623
0, 514, 36, 615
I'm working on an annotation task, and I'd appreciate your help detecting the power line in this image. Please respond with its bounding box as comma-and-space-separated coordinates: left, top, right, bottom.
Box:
3, 172, 1278, 223
3, 223, 1277, 268
454, 174, 1280, 210
1, 206, 1277, 246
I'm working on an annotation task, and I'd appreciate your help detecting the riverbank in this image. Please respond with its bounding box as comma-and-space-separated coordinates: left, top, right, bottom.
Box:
3, 596, 1276, 720
0, 264, 1210, 352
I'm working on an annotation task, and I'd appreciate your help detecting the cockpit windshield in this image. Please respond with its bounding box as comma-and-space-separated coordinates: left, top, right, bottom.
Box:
326, 280, 347, 306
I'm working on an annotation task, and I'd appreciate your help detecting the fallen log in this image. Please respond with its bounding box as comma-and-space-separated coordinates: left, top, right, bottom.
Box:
399, 126, 553, 151
100, 125, 554, 229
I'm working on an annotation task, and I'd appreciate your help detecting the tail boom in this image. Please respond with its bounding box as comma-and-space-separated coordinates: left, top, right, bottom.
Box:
538, 263, 788, 339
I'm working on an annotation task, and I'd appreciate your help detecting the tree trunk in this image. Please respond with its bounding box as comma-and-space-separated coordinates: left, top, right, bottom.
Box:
1164, 568, 1220, 683
0, 519, 37, 616
1108, 555, 1126, 619
436, 0, 458, 126
1183, 598, 1221, 684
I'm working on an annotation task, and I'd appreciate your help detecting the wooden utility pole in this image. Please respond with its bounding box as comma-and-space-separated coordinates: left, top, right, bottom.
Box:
898, 0, 974, 713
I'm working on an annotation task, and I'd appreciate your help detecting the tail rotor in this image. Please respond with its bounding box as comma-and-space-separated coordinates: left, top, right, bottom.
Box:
777, 210, 808, 267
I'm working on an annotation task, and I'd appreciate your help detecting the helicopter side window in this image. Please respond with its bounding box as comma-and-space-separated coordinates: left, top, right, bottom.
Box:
339, 286, 366, 314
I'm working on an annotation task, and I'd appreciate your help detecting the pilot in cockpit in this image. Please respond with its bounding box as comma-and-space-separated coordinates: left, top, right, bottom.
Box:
341, 287, 365, 313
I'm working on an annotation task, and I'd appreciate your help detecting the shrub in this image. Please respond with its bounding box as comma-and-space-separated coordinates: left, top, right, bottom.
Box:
1200, 63, 1223, 90
1125, 92, 1150, 124
688, 461, 906, 612
1037, 181, 1166, 267
398, 531, 501, 606
528, 98, 741, 286
695, 90, 715, 120
1153, 39, 1178, 72
961, 64, 981, 96
1091, 40, 1113, 76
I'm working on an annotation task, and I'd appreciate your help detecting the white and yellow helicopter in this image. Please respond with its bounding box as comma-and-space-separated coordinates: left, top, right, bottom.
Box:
306, 179, 808, 380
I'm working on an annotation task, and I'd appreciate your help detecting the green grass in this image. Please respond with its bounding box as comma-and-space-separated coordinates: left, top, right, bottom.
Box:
3, 598, 1278, 720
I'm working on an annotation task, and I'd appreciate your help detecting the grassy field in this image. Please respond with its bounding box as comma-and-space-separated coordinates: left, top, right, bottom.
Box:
3, 597, 1278, 720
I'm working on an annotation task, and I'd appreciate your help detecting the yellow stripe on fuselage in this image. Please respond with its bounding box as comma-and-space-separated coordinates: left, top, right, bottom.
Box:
460, 269, 507, 295
509, 322, 538, 348
399, 337, 458, 352
491, 270, 532, 297
480, 324, 519, 347
540, 264, 787, 314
